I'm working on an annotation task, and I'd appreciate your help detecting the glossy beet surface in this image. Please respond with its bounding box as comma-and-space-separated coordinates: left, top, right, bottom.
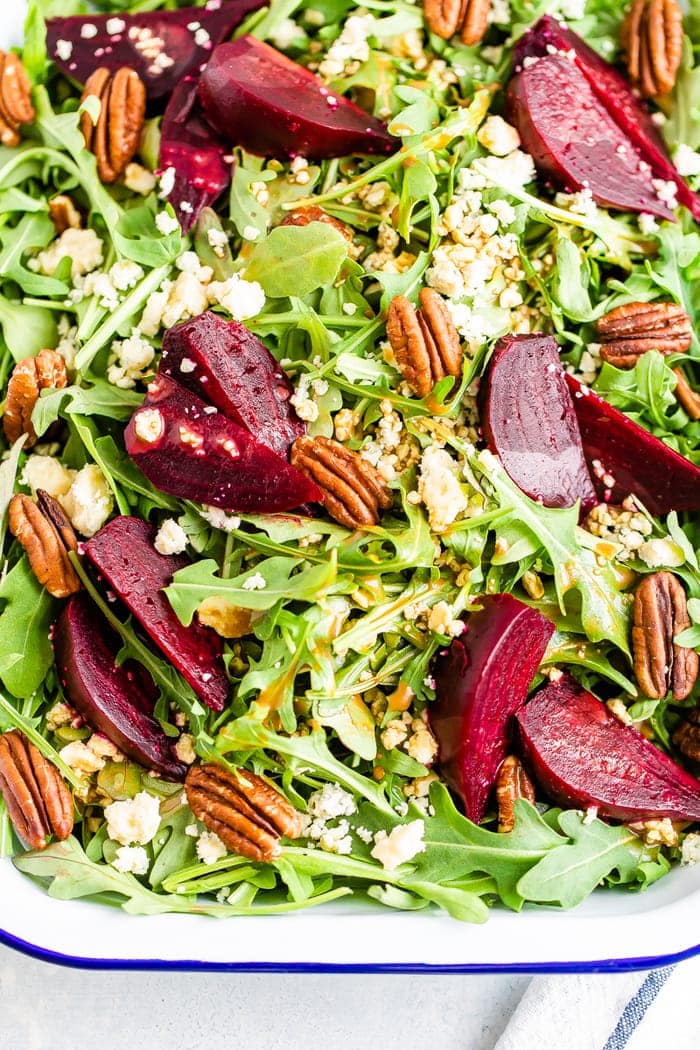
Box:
198, 36, 396, 159
566, 374, 700, 514
514, 17, 700, 222
430, 594, 555, 824
517, 673, 700, 821
84, 516, 228, 712
160, 312, 304, 457
481, 334, 596, 513
125, 375, 321, 512
47, 0, 266, 99
159, 79, 231, 233
54, 594, 187, 781
507, 54, 674, 220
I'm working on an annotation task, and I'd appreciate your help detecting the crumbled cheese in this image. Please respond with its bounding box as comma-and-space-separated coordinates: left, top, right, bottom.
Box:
133, 407, 164, 444
559, 0, 585, 17
158, 167, 176, 198
606, 698, 633, 726
652, 178, 678, 208
381, 719, 408, 751
290, 373, 319, 422
405, 726, 438, 766
269, 17, 306, 51
318, 14, 374, 79
36, 228, 103, 278
681, 832, 700, 865
154, 518, 188, 556
60, 463, 113, 537
87, 733, 122, 761
83, 271, 120, 310
427, 601, 465, 638
206, 227, 229, 258
318, 820, 353, 855
674, 144, 700, 178
104, 791, 162, 846
123, 163, 157, 196
109, 260, 144, 292
107, 330, 155, 388
201, 506, 241, 532
21, 454, 74, 498
161, 271, 209, 328
196, 829, 227, 864
307, 783, 357, 820
112, 845, 149, 875
241, 571, 266, 591
173, 733, 197, 765
637, 537, 685, 568
477, 115, 521, 157
370, 820, 425, 871
59, 740, 106, 774
638, 213, 660, 236
334, 407, 359, 441
155, 210, 180, 236
636, 818, 678, 847
208, 274, 266, 321
45, 702, 73, 732
477, 149, 536, 188
106, 16, 126, 35
417, 446, 468, 533
55, 39, 73, 61
176, 251, 213, 282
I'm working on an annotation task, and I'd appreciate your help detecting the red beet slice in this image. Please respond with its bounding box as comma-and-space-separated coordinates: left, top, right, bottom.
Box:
430, 594, 555, 824
125, 375, 321, 513
507, 54, 674, 220
517, 673, 700, 821
160, 312, 304, 458
514, 17, 700, 222
197, 36, 396, 159
159, 78, 232, 233
54, 594, 187, 781
84, 516, 228, 712
566, 374, 700, 515
481, 334, 596, 513
47, 0, 266, 100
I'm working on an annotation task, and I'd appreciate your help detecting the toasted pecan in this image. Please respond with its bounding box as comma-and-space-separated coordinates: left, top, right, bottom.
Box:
0, 730, 73, 850
280, 205, 353, 241
673, 369, 700, 420
386, 288, 462, 398
291, 435, 393, 530
185, 763, 305, 862
621, 0, 684, 98
596, 301, 691, 368
632, 572, 699, 700
3, 349, 68, 448
80, 67, 146, 184
495, 755, 536, 833
8, 491, 80, 599
673, 708, 700, 763
423, 0, 489, 44
0, 50, 35, 147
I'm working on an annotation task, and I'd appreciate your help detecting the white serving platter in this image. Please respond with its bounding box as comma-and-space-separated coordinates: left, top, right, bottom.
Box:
1, 0, 699, 973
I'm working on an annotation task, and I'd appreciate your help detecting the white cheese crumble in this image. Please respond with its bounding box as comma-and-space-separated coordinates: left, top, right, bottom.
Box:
417, 445, 468, 533
207, 227, 229, 257
60, 463, 113, 537
35, 228, 104, 278
477, 115, 521, 157
307, 783, 357, 820
427, 601, 465, 638
241, 571, 267, 591
124, 163, 157, 196
45, 702, 73, 731
59, 740, 106, 775
112, 845, 149, 875
208, 274, 266, 321
637, 538, 685, 568
319, 14, 374, 79
370, 820, 426, 871
104, 791, 162, 846
681, 832, 700, 865
173, 733, 197, 765
201, 506, 242, 532
154, 518, 188, 556
674, 144, 700, 178
133, 407, 164, 444
196, 830, 227, 864
21, 454, 74, 498
155, 210, 180, 236
55, 39, 73, 61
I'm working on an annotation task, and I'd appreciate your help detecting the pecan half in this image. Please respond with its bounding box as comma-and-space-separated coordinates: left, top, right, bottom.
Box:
280, 206, 353, 241
291, 435, 393, 530
0, 730, 73, 850
495, 755, 536, 833
596, 301, 691, 368
386, 288, 462, 398
673, 369, 700, 420
673, 708, 700, 762
0, 50, 35, 148
185, 763, 305, 862
8, 491, 80, 599
80, 67, 146, 184
632, 572, 699, 700
48, 195, 82, 234
621, 0, 684, 98
423, 0, 489, 44
3, 349, 68, 448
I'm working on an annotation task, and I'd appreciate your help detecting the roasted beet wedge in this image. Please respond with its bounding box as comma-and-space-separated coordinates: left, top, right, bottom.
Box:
481, 334, 596, 513
160, 312, 304, 457
517, 673, 700, 821
430, 594, 555, 824
507, 54, 674, 220
125, 375, 321, 513
198, 36, 396, 159
566, 374, 700, 514
159, 78, 232, 233
47, 1, 266, 100
54, 594, 187, 781
84, 516, 228, 712
514, 17, 700, 222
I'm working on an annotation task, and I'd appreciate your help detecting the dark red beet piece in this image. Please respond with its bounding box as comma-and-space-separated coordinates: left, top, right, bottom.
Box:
47, 0, 266, 99
124, 375, 321, 512
429, 594, 555, 824
514, 16, 700, 222
198, 36, 396, 159
566, 374, 700, 514
507, 54, 675, 220
481, 334, 596, 513
54, 594, 187, 781
160, 312, 305, 458
84, 516, 228, 712
517, 673, 700, 821
159, 78, 232, 233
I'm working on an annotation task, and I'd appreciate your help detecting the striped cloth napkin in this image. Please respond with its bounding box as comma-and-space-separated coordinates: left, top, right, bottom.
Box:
494, 955, 700, 1049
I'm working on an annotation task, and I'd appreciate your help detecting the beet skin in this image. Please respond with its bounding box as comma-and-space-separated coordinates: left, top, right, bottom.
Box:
517, 673, 700, 821
481, 334, 596, 513
84, 516, 228, 712
54, 594, 187, 781
430, 594, 555, 824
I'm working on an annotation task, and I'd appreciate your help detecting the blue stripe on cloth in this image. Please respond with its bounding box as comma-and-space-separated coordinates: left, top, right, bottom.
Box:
601, 967, 674, 1050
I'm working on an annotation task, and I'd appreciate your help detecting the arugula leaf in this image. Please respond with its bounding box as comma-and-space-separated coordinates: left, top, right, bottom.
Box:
245, 222, 348, 298
0, 556, 55, 699
0, 213, 69, 297
0, 295, 57, 362
32, 382, 143, 437
0, 435, 26, 551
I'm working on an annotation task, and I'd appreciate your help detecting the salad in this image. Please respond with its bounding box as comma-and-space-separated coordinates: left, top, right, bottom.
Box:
0, 0, 699, 925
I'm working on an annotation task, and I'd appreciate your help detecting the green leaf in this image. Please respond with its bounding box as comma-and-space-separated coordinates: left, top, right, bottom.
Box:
553, 235, 594, 322
0, 295, 57, 362
667, 37, 700, 152
517, 810, 650, 908
229, 162, 275, 242
245, 222, 348, 298
0, 435, 27, 551
0, 557, 55, 699
315, 694, 377, 760
113, 205, 182, 267
32, 381, 143, 437
0, 213, 69, 297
